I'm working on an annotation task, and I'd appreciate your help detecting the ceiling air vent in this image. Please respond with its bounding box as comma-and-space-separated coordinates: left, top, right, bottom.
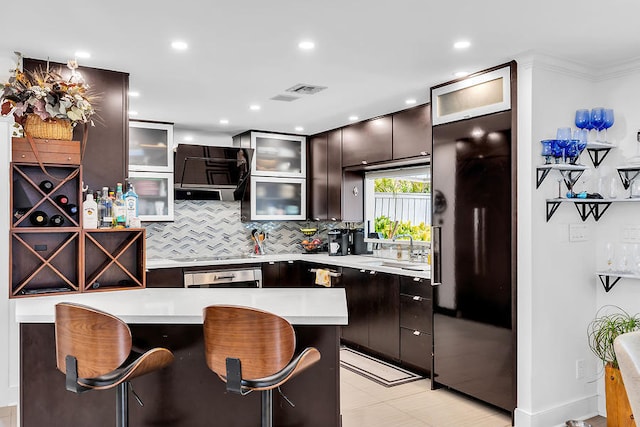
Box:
270, 94, 299, 102
286, 83, 327, 95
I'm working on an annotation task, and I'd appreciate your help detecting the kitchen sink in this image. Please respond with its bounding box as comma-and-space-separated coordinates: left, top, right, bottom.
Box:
361, 259, 429, 271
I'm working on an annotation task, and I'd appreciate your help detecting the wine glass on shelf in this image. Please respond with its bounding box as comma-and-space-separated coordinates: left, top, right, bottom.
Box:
566, 139, 580, 165
573, 129, 588, 163
590, 108, 605, 142
551, 139, 564, 164
575, 109, 590, 131
540, 140, 554, 164
602, 109, 614, 144
605, 242, 615, 272
556, 127, 572, 162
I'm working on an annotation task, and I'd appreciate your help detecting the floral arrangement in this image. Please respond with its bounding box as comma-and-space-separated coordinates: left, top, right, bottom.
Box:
1, 54, 96, 127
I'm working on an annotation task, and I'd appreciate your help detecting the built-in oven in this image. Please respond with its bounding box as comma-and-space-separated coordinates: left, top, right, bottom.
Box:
183, 266, 262, 288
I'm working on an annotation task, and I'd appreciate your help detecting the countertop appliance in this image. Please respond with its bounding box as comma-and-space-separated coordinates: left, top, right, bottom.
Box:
431, 65, 516, 412
174, 144, 253, 201
328, 229, 349, 256
183, 266, 262, 288
350, 228, 371, 255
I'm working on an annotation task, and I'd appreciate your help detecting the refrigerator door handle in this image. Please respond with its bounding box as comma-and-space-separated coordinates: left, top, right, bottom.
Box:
431, 225, 442, 286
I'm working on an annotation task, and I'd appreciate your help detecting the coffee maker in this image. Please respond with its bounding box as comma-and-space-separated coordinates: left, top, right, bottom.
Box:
350, 228, 372, 255
328, 229, 349, 256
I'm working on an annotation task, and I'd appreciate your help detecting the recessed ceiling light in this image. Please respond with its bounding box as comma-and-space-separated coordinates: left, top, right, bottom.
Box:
405, 99, 417, 105
219, 119, 229, 125
183, 136, 194, 142
128, 111, 138, 116
454, 40, 471, 49
349, 116, 359, 121
171, 41, 188, 50
298, 40, 315, 50
295, 126, 304, 132
454, 71, 470, 78
128, 91, 140, 97
249, 104, 261, 111
74, 51, 90, 59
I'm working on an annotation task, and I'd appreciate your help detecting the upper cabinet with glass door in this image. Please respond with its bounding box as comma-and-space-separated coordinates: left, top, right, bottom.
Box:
249, 132, 306, 178
128, 121, 174, 172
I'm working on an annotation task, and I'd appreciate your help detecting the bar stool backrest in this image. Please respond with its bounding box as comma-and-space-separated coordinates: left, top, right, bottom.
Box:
55, 302, 132, 379
203, 305, 296, 380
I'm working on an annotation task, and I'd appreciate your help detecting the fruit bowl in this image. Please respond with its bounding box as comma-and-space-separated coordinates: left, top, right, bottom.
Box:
300, 239, 325, 253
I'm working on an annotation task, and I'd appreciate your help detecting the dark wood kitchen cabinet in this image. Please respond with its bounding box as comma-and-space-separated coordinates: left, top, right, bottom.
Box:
342, 116, 392, 167
392, 103, 432, 160
341, 267, 399, 360
262, 260, 303, 287
146, 267, 183, 288
24, 58, 129, 190
308, 129, 342, 221
399, 276, 432, 373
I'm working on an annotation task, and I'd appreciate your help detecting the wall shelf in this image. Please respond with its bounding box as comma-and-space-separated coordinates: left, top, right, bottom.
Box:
545, 198, 640, 222
586, 142, 615, 168
536, 164, 587, 189
596, 272, 640, 292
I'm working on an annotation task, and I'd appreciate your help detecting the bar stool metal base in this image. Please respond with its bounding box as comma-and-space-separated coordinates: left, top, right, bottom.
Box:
261, 389, 273, 427
116, 382, 129, 427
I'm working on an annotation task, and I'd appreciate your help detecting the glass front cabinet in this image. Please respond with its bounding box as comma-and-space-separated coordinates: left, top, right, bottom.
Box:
127, 121, 174, 221
235, 131, 307, 221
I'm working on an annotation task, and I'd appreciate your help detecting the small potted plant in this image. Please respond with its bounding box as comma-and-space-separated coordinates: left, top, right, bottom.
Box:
588, 306, 640, 426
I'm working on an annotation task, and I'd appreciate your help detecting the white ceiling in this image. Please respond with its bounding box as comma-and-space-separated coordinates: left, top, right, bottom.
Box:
2, 0, 639, 142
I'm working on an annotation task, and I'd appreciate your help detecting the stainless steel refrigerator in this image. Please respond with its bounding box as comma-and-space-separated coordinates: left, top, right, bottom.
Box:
431, 105, 516, 413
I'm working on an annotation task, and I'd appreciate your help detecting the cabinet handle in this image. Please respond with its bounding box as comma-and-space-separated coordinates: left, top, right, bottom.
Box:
314, 217, 320, 221
369, 270, 376, 275
413, 296, 421, 301
359, 269, 366, 273
352, 186, 359, 197
413, 277, 421, 282
287, 260, 293, 264
420, 151, 427, 156
413, 330, 421, 336
330, 217, 337, 221
432, 225, 442, 286
361, 160, 368, 165
269, 261, 275, 265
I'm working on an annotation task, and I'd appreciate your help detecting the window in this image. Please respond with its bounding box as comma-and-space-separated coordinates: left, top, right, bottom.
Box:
364, 166, 431, 242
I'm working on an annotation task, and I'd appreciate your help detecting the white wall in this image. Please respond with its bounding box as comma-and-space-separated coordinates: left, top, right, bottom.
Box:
516, 54, 640, 426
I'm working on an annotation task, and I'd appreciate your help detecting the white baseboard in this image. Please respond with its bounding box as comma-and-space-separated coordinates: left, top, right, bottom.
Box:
514, 395, 599, 427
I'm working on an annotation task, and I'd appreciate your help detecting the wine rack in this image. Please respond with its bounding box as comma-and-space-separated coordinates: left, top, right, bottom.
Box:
9, 161, 146, 298
83, 229, 146, 291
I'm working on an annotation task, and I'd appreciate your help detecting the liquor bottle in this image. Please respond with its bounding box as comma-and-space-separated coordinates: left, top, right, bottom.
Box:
83, 193, 98, 229
98, 186, 113, 228
29, 210, 48, 227
49, 214, 65, 227
55, 194, 69, 206
113, 182, 126, 228
124, 182, 138, 227
39, 180, 54, 194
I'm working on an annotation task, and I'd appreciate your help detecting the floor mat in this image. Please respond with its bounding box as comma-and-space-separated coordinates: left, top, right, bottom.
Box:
340, 347, 424, 387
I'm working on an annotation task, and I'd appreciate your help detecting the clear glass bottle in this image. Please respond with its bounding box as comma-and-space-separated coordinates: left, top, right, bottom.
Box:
113, 182, 126, 228
124, 182, 138, 227
99, 186, 112, 228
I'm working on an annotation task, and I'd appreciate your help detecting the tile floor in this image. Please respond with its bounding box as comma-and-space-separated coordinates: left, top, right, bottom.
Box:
340, 367, 512, 427
0, 406, 15, 427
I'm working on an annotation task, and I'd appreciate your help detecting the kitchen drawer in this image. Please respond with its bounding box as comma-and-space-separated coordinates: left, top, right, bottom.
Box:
400, 294, 432, 332
400, 327, 432, 372
399, 276, 431, 299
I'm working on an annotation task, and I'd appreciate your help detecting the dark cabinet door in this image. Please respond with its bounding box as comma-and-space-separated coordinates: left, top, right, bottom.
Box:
327, 129, 343, 221
368, 271, 400, 360
279, 260, 303, 287
146, 267, 183, 288
342, 171, 364, 222
341, 268, 369, 347
309, 133, 328, 220
24, 59, 129, 191
262, 261, 280, 288
400, 328, 432, 372
342, 116, 392, 167
392, 103, 432, 160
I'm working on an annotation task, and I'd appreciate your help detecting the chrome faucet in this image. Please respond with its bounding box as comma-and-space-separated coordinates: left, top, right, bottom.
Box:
392, 234, 414, 261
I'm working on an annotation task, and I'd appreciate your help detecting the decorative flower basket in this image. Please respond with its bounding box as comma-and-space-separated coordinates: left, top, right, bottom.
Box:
23, 115, 73, 141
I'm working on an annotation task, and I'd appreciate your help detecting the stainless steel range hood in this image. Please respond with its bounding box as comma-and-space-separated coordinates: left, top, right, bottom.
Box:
174, 144, 253, 201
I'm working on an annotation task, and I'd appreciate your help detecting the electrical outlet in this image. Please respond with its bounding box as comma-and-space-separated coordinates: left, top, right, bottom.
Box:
569, 224, 588, 242
576, 359, 585, 379
622, 225, 640, 242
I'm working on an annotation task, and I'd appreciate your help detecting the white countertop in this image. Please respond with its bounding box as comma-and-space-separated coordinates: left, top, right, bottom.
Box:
147, 253, 431, 279
14, 288, 348, 326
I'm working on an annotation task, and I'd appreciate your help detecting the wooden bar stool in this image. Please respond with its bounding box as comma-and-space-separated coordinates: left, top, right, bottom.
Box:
203, 305, 321, 427
55, 302, 174, 427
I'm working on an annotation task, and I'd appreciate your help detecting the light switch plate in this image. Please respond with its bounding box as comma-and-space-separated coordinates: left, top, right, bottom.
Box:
569, 224, 588, 242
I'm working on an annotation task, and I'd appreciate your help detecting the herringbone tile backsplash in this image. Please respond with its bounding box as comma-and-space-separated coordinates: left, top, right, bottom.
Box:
144, 200, 354, 259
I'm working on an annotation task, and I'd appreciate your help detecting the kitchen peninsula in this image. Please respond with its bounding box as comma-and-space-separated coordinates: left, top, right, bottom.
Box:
15, 288, 347, 427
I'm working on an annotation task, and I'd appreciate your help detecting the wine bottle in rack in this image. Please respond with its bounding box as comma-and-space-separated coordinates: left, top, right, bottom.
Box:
39, 180, 54, 194
55, 195, 69, 206
65, 204, 78, 216
29, 211, 48, 227
49, 214, 65, 227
